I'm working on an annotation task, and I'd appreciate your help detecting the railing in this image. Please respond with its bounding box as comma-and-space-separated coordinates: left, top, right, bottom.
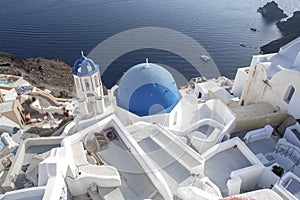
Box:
276, 143, 300, 172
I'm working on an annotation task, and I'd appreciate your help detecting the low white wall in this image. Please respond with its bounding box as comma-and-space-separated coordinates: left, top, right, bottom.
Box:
273, 172, 300, 200
227, 175, 242, 196
169, 118, 223, 137
116, 106, 170, 126
0, 186, 46, 199
284, 123, 300, 147
243, 125, 273, 143
176, 186, 220, 200
189, 129, 225, 154
42, 176, 67, 200
257, 167, 280, 189
206, 99, 236, 126
230, 165, 264, 194
202, 137, 261, 165
232, 67, 249, 97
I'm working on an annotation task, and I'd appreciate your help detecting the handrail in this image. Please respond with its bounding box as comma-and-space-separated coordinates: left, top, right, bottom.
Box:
276, 143, 300, 157
276, 144, 300, 172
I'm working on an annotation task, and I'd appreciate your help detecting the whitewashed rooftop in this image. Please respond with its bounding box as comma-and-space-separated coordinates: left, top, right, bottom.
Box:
255, 37, 300, 79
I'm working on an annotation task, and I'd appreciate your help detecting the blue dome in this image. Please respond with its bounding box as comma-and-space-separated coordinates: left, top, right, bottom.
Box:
72, 56, 99, 76
117, 63, 181, 116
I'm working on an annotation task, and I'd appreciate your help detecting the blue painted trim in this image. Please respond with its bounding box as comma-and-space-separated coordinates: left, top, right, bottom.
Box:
72, 56, 99, 76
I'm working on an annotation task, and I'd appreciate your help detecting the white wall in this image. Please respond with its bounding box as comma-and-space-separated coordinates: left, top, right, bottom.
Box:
206, 99, 236, 128
116, 106, 170, 126
257, 167, 280, 189
232, 67, 250, 97
234, 165, 264, 192
272, 171, 300, 200
240, 63, 268, 105
73, 71, 103, 100
288, 91, 300, 119
0, 186, 46, 199
241, 63, 300, 119
168, 101, 183, 129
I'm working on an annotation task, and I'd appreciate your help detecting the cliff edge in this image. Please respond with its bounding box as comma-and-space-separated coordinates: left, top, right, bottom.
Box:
260, 11, 300, 54
0, 52, 74, 97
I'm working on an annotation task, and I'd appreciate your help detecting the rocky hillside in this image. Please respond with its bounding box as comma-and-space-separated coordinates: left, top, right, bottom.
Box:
0, 52, 74, 97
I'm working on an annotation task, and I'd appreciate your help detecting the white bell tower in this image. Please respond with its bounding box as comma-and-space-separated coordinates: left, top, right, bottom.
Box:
72, 52, 105, 116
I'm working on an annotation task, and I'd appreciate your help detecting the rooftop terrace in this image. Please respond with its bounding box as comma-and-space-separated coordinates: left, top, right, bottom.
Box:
204, 147, 251, 196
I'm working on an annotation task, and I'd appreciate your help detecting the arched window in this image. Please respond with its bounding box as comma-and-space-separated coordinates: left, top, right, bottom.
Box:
284, 85, 295, 104
198, 92, 202, 99
84, 79, 90, 91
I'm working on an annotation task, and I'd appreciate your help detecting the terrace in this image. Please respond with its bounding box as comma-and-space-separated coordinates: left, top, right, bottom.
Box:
201, 138, 263, 197
1, 137, 62, 192
204, 147, 251, 196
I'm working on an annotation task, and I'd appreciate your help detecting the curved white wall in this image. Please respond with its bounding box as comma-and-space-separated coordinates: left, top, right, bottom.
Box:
241, 64, 300, 119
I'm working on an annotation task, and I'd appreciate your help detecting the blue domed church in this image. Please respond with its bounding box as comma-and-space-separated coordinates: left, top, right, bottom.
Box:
117, 62, 181, 117
72, 53, 105, 116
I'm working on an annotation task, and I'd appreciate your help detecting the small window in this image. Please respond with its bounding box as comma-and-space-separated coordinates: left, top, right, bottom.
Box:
198, 92, 202, 99
284, 85, 295, 104
240, 99, 244, 106
84, 79, 90, 91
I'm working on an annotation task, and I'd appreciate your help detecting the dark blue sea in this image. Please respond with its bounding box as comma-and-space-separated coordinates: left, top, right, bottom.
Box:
0, 0, 299, 87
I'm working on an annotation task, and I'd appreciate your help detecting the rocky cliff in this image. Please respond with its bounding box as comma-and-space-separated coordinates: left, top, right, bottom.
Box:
260, 11, 300, 54
0, 52, 74, 97
257, 1, 287, 21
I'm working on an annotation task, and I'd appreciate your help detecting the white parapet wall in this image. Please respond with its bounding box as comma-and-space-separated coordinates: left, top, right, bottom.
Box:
243, 125, 274, 144
232, 67, 250, 97
273, 172, 300, 200
284, 122, 300, 147
201, 137, 264, 196
0, 186, 46, 200
168, 99, 236, 154
256, 166, 280, 189
227, 165, 264, 196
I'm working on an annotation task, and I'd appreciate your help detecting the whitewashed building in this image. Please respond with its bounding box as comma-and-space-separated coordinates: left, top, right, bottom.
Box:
234, 37, 300, 119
